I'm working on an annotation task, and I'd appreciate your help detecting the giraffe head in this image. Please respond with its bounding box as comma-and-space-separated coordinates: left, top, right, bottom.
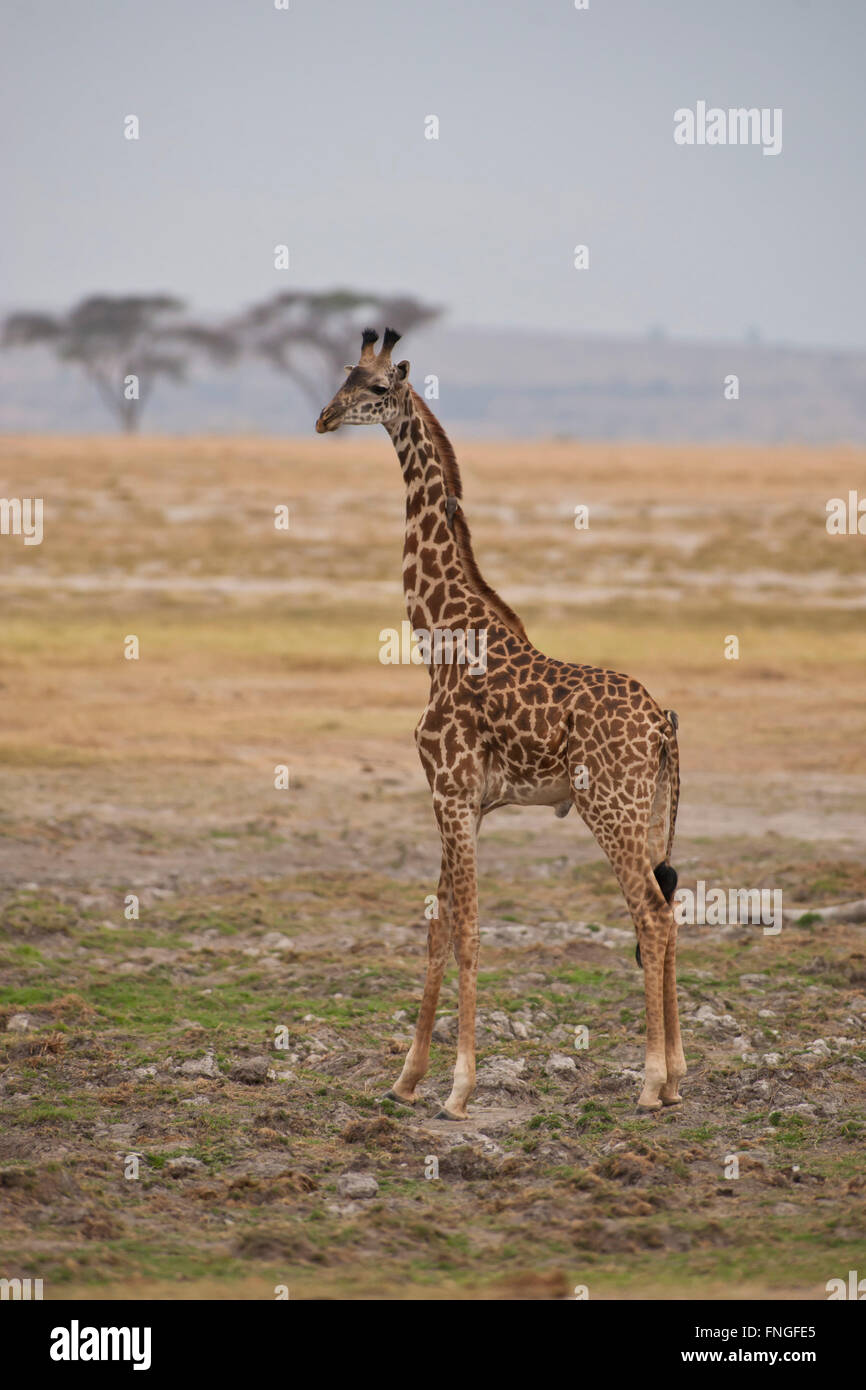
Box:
315, 327, 409, 432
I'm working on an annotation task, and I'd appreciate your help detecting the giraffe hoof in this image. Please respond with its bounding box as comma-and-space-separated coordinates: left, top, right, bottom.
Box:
637, 1095, 663, 1112
660, 1092, 683, 1107
434, 1108, 466, 1121
381, 1090, 414, 1108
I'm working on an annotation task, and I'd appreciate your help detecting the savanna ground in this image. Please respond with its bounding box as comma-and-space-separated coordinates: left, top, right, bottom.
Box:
0, 432, 864, 1301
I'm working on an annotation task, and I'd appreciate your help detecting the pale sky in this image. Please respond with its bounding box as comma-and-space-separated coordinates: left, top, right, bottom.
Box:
3, 0, 865, 348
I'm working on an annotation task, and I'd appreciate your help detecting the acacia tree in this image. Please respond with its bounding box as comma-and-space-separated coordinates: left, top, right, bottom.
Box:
3, 294, 238, 432
231, 288, 441, 406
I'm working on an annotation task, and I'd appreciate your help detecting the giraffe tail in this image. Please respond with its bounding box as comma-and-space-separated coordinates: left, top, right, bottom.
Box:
636, 711, 680, 969
661, 709, 680, 870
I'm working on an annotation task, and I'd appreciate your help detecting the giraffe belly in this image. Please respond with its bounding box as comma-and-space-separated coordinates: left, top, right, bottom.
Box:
507, 776, 573, 808
482, 767, 573, 811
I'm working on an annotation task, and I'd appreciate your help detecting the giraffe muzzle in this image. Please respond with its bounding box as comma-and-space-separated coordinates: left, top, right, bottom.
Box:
315, 407, 340, 433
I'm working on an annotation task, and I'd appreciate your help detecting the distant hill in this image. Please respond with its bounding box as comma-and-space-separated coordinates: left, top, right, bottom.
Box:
2, 324, 865, 442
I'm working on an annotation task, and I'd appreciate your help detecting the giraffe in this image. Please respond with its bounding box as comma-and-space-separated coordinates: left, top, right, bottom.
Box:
316, 327, 684, 1119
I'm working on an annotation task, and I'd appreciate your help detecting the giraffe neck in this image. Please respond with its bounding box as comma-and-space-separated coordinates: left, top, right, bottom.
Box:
384, 388, 527, 640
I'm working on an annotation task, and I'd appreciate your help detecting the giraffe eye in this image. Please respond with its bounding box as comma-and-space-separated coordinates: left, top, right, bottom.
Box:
369, 385, 388, 396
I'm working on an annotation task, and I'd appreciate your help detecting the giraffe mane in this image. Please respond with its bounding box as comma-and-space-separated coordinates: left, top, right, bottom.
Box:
409, 388, 528, 641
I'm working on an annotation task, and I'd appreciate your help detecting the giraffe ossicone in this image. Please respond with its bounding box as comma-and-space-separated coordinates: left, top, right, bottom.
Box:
316, 329, 685, 1118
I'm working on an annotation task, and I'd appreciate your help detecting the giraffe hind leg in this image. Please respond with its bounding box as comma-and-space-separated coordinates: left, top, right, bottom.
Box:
635, 748, 679, 967
571, 769, 679, 1110
635, 862, 678, 967
659, 914, 687, 1106
652, 855, 685, 1106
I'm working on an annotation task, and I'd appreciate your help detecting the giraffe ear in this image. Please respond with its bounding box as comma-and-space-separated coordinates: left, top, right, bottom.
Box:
395, 359, 410, 380
344, 365, 353, 373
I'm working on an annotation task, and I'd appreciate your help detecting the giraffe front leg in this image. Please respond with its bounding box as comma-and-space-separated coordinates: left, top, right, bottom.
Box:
433, 805, 480, 1121
384, 867, 451, 1106
660, 918, 686, 1106
437, 918, 479, 1120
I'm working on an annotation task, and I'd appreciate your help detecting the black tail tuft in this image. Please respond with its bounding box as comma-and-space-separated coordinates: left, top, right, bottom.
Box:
636, 863, 679, 969
654, 861, 678, 904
